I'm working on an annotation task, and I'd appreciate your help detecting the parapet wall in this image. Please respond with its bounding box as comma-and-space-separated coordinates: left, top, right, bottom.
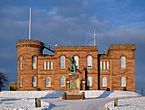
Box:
16, 40, 44, 48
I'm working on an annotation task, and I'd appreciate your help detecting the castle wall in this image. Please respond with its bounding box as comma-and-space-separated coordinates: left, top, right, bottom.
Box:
16, 40, 136, 91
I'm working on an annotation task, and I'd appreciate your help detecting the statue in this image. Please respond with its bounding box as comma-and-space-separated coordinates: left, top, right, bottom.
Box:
69, 56, 77, 74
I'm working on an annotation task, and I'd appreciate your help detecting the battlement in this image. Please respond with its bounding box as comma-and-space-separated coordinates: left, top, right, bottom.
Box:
16, 40, 44, 48
109, 44, 136, 50
55, 46, 98, 51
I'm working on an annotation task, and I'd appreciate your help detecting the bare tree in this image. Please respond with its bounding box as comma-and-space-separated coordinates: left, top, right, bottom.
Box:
0, 72, 8, 91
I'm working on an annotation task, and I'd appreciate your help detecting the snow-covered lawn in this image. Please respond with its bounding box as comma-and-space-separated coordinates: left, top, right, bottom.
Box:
0, 91, 62, 110
105, 97, 145, 110
0, 90, 141, 110
83, 90, 141, 98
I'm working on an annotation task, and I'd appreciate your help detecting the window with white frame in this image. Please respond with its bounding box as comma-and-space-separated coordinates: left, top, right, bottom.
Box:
100, 61, 102, 70
32, 56, 37, 70
87, 76, 92, 87
74, 55, 79, 68
120, 56, 126, 69
50, 61, 53, 70
60, 76, 66, 87
44, 61, 47, 70
106, 61, 109, 70
121, 76, 126, 87
47, 61, 50, 70
60, 55, 65, 69
102, 77, 107, 87
46, 77, 51, 87
44, 61, 53, 70
87, 55, 93, 69
20, 56, 23, 70
32, 76, 37, 87
103, 62, 106, 70
20, 76, 23, 87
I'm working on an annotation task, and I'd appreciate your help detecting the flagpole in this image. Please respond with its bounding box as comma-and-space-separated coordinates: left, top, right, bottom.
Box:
29, 8, 32, 40
93, 29, 96, 46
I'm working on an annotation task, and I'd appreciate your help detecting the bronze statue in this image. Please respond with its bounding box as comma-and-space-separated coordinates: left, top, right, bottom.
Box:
69, 56, 77, 73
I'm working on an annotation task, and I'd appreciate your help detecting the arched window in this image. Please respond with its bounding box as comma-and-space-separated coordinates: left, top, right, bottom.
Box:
120, 56, 126, 69
74, 55, 79, 68
32, 56, 37, 70
60, 55, 65, 69
87, 76, 92, 87
20, 56, 23, 70
102, 77, 107, 87
46, 77, 51, 87
60, 76, 66, 87
87, 55, 93, 68
32, 76, 37, 87
100, 61, 102, 70
20, 76, 23, 87
121, 76, 126, 87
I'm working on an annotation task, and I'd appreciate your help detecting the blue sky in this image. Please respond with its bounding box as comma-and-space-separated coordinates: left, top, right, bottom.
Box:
0, 0, 145, 90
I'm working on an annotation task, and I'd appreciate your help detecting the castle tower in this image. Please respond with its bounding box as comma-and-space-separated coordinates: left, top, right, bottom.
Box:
16, 40, 44, 90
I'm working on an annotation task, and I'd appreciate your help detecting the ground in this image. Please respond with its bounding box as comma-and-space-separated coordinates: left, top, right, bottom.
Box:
0, 90, 141, 110
43, 98, 113, 110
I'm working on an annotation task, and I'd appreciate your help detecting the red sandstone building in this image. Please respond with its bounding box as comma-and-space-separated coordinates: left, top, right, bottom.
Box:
16, 40, 136, 91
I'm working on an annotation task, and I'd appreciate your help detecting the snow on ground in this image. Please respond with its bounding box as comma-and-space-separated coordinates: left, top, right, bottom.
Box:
0, 97, 50, 110
83, 90, 141, 98
0, 90, 141, 110
0, 91, 62, 110
105, 97, 145, 110
0, 91, 62, 98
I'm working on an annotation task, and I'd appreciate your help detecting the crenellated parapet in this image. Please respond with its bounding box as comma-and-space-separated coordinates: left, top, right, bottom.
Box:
109, 44, 136, 50
16, 40, 44, 48
55, 46, 98, 51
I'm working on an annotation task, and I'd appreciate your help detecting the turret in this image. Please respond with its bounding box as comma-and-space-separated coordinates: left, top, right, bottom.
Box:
16, 40, 44, 90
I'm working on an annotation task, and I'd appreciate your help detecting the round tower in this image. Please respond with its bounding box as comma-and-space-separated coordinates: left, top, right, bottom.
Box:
16, 40, 44, 90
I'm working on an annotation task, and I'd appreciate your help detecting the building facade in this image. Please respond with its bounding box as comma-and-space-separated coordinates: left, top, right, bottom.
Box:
16, 40, 136, 91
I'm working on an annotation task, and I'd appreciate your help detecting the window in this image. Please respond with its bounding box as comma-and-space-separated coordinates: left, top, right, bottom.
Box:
103, 62, 106, 70
32, 56, 37, 70
20, 76, 23, 87
87, 76, 92, 87
87, 55, 93, 69
102, 77, 107, 87
20, 56, 23, 70
46, 77, 51, 87
47, 61, 50, 70
44, 61, 53, 70
32, 76, 37, 87
44, 61, 47, 70
60, 76, 66, 87
74, 55, 79, 68
60, 55, 65, 69
106, 61, 109, 70
50, 61, 53, 70
120, 56, 126, 69
121, 76, 126, 87
100, 61, 102, 70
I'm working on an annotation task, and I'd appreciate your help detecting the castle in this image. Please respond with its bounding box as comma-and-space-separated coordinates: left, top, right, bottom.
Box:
16, 40, 136, 91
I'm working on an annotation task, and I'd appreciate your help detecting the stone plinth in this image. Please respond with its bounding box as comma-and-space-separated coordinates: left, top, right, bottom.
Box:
62, 73, 85, 100
62, 91, 85, 100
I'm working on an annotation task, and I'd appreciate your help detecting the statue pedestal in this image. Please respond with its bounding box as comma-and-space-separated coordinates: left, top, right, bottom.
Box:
62, 73, 85, 100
